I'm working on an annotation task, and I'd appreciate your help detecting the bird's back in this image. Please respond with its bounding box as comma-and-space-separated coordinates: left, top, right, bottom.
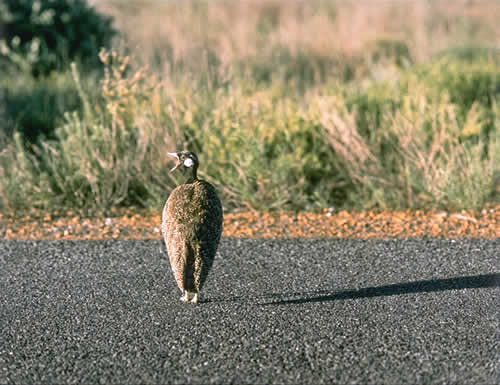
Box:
162, 180, 223, 291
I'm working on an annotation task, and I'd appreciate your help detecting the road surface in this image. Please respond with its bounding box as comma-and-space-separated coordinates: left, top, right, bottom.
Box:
1, 238, 498, 384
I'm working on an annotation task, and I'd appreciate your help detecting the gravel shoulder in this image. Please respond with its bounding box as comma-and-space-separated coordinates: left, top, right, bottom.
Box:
1, 206, 499, 240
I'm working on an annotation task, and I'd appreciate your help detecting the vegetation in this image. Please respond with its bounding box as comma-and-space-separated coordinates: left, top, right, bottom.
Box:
0, 0, 115, 75
0, 0, 499, 214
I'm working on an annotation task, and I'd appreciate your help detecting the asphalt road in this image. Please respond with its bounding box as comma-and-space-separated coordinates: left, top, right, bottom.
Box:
0, 238, 498, 384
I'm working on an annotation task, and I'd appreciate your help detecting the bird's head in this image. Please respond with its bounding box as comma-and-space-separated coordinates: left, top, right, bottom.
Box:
168, 151, 199, 182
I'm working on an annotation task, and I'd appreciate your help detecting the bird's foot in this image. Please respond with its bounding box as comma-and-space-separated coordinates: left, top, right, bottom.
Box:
180, 291, 190, 302
180, 291, 200, 304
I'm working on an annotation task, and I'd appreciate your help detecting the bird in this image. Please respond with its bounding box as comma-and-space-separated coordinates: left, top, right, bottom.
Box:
161, 151, 223, 304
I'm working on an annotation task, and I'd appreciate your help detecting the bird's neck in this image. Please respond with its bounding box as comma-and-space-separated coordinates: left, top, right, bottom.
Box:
177, 167, 198, 184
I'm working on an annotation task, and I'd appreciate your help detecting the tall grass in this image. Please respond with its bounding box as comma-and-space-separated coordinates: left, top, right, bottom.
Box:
97, 0, 500, 82
319, 89, 499, 210
0, 69, 84, 143
1, 0, 499, 214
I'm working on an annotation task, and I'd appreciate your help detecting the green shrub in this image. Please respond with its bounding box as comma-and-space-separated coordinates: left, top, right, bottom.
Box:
434, 45, 500, 63
371, 39, 413, 67
0, 55, 156, 212
194, 86, 343, 210
0, 0, 116, 75
0, 69, 86, 143
319, 62, 500, 210
400, 57, 500, 138
335, 55, 500, 165
0, 50, 498, 214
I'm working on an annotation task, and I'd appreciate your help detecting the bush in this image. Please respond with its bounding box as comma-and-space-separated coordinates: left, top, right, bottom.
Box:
409, 56, 500, 136
370, 39, 413, 67
193, 86, 343, 210
0, 0, 116, 75
0, 69, 85, 143
0, 50, 498, 214
319, 56, 500, 210
319, 91, 499, 210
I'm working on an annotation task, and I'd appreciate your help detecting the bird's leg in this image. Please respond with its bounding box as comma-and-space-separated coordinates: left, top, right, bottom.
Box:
180, 290, 190, 302
190, 293, 199, 304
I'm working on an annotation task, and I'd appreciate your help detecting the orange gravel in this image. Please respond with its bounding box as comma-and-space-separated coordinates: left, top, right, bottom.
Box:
1, 206, 498, 240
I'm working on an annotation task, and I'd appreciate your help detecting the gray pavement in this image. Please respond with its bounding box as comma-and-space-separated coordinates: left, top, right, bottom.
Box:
0, 238, 499, 384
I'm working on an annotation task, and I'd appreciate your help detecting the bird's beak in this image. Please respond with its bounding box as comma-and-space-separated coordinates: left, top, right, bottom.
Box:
168, 152, 181, 172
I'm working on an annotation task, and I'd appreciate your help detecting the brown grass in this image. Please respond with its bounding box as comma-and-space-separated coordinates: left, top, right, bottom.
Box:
93, 0, 500, 74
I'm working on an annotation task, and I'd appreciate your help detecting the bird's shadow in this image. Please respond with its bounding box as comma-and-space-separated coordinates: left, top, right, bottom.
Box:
208, 273, 500, 305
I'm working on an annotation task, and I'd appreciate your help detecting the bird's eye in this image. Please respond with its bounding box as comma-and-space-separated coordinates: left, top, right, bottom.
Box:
184, 158, 194, 167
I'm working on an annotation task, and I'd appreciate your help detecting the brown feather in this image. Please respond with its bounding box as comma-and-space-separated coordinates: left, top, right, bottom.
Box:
162, 158, 223, 294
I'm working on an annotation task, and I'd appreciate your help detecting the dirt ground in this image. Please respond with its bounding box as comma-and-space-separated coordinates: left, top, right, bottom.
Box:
1, 206, 498, 240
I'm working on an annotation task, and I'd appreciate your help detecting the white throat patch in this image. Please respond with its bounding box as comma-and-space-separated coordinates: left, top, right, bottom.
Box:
184, 158, 194, 168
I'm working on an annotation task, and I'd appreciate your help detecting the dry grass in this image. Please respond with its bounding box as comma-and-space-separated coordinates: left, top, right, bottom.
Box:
95, 0, 500, 74
318, 84, 499, 210
1, 1, 499, 214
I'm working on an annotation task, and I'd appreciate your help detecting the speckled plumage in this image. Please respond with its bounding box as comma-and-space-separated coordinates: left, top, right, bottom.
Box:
161, 151, 223, 303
